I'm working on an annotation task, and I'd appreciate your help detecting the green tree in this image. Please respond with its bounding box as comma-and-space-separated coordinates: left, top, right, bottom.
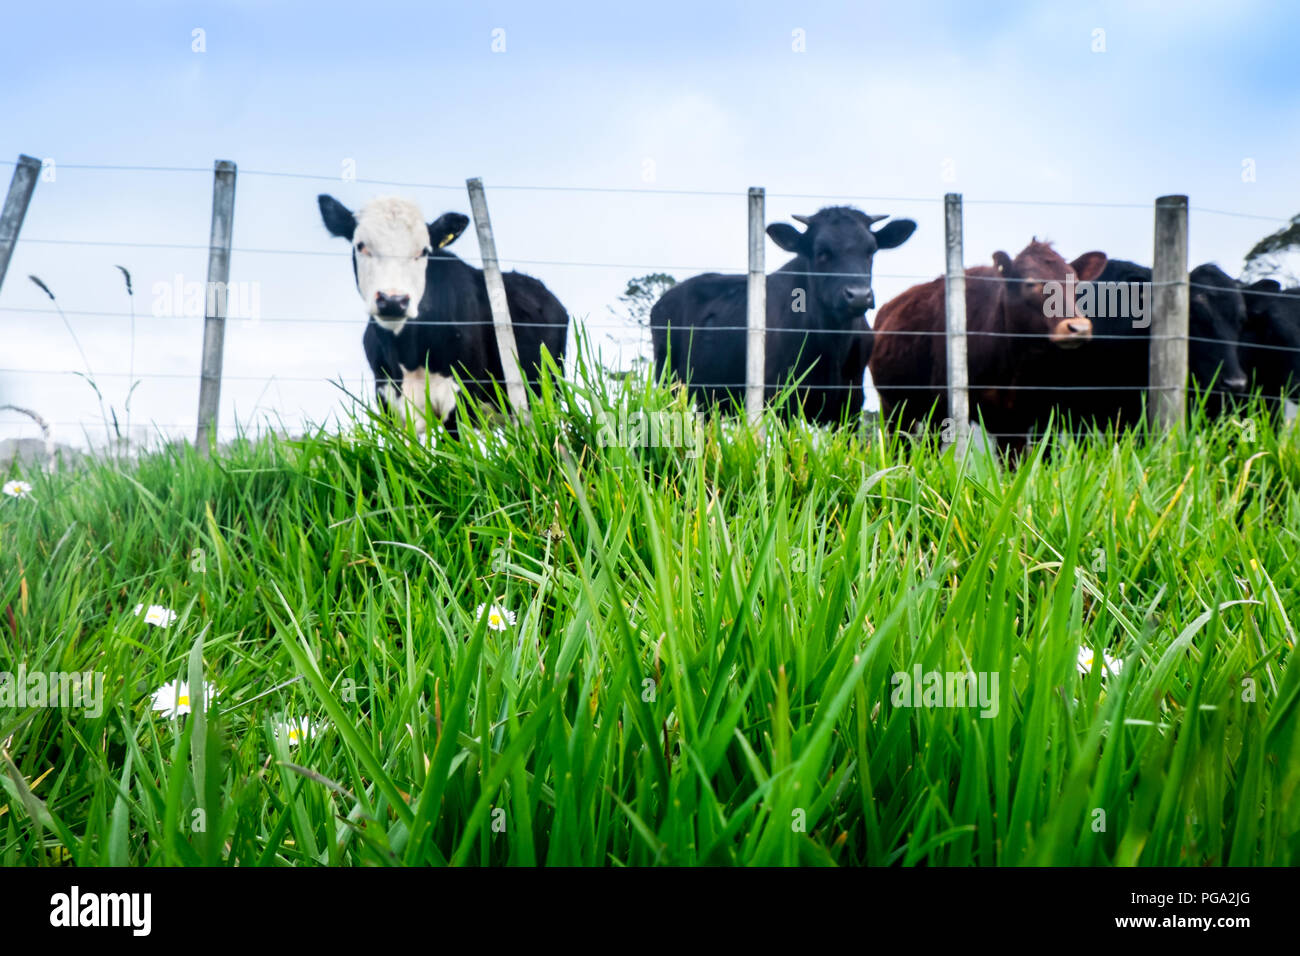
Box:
605, 273, 677, 375
614, 272, 677, 330
1242, 213, 1300, 284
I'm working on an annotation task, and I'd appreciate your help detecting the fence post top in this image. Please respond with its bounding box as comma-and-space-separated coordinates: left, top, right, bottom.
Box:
16, 155, 40, 169
467, 176, 484, 190
214, 160, 236, 173
748, 186, 764, 197
1155, 194, 1188, 207
944, 192, 962, 203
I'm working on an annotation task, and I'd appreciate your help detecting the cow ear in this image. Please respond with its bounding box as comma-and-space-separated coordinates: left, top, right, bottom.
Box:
1070, 252, 1108, 282
318, 194, 356, 240
767, 223, 805, 252
1248, 278, 1282, 293
873, 219, 916, 250
429, 213, 470, 249
992, 251, 1014, 275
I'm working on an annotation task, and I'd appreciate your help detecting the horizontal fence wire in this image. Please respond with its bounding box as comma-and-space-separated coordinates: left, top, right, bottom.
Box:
0, 368, 368, 384
0, 158, 1293, 223
0, 369, 1260, 395
0, 422, 276, 429
3, 304, 1297, 353
0, 429, 1234, 442
5, 232, 1297, 295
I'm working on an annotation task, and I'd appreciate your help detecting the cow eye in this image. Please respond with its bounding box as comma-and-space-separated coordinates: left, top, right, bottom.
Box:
355, 241, 368, 255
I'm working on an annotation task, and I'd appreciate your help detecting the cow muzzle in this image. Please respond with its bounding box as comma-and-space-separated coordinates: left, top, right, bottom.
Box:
1050, 317, 1093, 346
843, 287, 875, 313
375, 291, 411, 318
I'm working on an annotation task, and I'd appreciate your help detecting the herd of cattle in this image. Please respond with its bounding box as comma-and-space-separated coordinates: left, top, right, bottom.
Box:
318, 194, 1300, 446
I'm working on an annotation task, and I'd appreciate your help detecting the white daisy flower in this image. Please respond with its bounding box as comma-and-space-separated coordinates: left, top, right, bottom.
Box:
1077, 646, 1123, 678
134, 604, 178, 628
476, 603, 516, 631
150, 679, 219, 718
2, 480, 33, 499
274, 717, 323, 748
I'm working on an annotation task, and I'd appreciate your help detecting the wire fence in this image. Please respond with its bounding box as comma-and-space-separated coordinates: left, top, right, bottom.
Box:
1, 157, 1296, 451
2, 157, 1293, 224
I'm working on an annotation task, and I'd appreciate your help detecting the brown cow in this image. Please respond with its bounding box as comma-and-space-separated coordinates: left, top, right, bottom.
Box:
869, 240, 1106, 450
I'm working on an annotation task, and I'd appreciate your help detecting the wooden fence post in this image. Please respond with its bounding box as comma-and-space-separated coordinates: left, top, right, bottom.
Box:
944, 192, 969, 457
1150, 194, 1189, 430
195, 160, 237, 452
746, 187, 766, 427
466, 177, 529, 416
0, 155, 41, 297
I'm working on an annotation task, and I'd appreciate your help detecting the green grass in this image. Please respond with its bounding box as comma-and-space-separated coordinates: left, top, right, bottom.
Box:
1, 346, 1298, 866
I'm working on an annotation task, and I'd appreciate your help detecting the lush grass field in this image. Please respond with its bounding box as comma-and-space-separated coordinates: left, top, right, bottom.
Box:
2, 350, 1298, 866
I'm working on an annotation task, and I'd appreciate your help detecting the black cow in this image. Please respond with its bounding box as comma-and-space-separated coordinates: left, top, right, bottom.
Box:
1027, 260, 1249, 431
650, 207, 916, 425
1190, 264, 1250, 415
1241, 279, 1300, 414
318, 194, 568, 436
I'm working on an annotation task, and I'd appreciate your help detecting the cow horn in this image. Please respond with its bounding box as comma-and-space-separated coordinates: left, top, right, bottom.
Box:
867, 214, 890, 225
791, 214, 812, 226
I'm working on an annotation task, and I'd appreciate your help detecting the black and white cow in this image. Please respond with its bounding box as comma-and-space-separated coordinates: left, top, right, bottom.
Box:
318, 194, 569, 435
650, 207, 916, 425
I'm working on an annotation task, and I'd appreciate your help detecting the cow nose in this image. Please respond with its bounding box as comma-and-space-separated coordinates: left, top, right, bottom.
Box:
1066, 320, 1090, 335
844, 287, 874, 310
376, 291, 410, 317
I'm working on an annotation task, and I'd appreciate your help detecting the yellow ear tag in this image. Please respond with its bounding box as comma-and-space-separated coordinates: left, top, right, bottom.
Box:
438, 232, 457, 248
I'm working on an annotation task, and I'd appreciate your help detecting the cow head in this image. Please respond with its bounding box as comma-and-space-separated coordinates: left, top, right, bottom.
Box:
1188, 264, 1248, 395
993, 240, 1105, 346
1242, 280, 1300, 397
318, 194, 469, 335
766, 207, 916, 323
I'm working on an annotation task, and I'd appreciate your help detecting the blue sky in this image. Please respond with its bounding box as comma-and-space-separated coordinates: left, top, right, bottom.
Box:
2, 0, 1298, 445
